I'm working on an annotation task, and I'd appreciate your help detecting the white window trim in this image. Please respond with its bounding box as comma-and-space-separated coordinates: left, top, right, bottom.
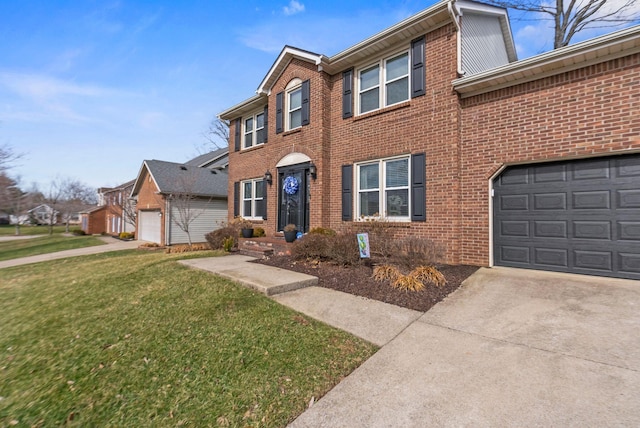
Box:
242, 110, 265, 150
356, 49, 410, 115
356, 155, 411, 222
286, 84, 302, 131
241, 178, 265, 220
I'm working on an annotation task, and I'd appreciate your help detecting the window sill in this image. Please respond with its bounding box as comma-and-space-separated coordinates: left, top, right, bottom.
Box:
240, 144, 264, 154
353, 101, 411, 121
283, 127, 302, 137
348, 219, 412, 227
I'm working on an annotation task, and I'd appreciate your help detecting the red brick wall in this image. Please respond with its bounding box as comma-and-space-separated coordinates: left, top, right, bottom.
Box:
135, 168, 166, 243
327, 24, 462, 263
459, 54, 640, 266
228, 59, 332, 233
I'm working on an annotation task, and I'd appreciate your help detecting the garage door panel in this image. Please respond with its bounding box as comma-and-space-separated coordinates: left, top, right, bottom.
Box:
534, 220, 567, 238
494, 154, 640, 280
534, 193, 567, 210
619, 253, 640, 274
535, 248, 568, 267
500, 221, 529, 237
533, 163, 567, 183
574, 221, 611, 240
574, 250, 613, 272
617, 189, 640, 208
572, 191, 610, 209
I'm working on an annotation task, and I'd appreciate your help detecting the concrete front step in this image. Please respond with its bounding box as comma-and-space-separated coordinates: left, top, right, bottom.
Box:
238, 237, 292, 257
178, 255, 317, 296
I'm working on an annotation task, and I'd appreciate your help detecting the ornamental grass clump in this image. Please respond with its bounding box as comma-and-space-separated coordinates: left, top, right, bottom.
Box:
373, 264, 446, 292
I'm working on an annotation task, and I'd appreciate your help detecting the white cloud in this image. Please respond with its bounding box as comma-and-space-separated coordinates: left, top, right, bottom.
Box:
283, 1, 305, 16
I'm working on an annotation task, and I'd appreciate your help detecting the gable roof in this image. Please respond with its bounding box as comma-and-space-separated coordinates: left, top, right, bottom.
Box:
219, 0, 514, 120
184, 148, 229, 169
130, 159, 228, 199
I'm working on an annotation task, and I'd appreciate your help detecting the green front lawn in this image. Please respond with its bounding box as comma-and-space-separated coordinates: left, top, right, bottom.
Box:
0, 251, 377, 427
0, 225, 68, 236
0, 235, 105, 261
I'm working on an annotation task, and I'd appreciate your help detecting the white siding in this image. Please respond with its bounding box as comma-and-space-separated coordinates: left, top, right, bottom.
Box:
461, 13, 510, 75
168, 199, 227, 245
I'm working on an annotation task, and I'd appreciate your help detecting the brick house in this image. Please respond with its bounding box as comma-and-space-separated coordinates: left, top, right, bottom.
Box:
219, 0, 640, 280
80, 205, 107, 235
100, 180, 137, 236
130, 149, 229, 245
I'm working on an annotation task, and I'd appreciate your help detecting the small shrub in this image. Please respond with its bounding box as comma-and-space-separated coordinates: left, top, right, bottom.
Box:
165, 243, 209, 254
309, 227, 336, 236
329, 233, 360, 266
411, 266, 446, 287
284, 223, 297, 232
119, 232, 134, 240
348, 218, 395, 261
223, 237, 235, 252
291, 234, 331, 261
392, 274, 425, 292
253, 227, 266, 237
230, 216, 253, 229
140, 242, 160, 248
71, 228, 86, 236
392, 237, 443, 270
205, 225, 238, 250
372, 265, 401, 282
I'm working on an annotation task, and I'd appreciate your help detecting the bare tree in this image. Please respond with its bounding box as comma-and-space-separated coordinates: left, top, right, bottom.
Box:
168, 174, 208, 247
0, 143, 23, 172
202, 118, 230, 149
484, 0, 640, 48
104, 184, 137, 234
0, 174, 30, 235
59, 179, 97, 232
43, 178, 65, 235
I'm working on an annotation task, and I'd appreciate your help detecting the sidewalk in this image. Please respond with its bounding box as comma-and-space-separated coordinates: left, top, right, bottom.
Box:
0, 237, 140, 269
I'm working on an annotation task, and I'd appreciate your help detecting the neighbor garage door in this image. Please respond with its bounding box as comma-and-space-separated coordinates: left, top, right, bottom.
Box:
493, 154, 640, 280
139, 210, 162, 244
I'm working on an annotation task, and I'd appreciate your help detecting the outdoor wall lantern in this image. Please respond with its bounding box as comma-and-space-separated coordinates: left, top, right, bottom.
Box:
309, 163, 317, 180
264, 170, 273, 185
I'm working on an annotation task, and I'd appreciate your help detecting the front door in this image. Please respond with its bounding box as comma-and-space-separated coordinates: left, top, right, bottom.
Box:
278, 164, 310, 233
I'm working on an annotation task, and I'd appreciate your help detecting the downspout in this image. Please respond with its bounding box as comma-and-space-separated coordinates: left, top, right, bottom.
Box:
448, 0, 465, 77
165, 198, 170, 246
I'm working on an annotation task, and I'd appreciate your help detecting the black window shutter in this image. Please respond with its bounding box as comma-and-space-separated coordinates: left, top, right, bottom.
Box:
342, 69, 353, 119
301, 79, 310, 126
234, 118, 241, 151
263, 105, 268, 143
261, 180, 268, 219
342, 164, 353, 221
275, 92, 284, 134
411, 36, 426, 98
233, 181, 240, 217
411, 153, 426, 221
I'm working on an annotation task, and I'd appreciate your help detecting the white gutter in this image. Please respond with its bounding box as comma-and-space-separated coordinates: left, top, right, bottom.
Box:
448, 0, 465, 77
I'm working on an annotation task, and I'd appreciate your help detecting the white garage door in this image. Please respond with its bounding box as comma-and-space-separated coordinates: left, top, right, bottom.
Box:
139, 210, 162, 244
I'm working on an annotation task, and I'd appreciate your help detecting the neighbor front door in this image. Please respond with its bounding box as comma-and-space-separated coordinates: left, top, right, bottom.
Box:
278, 165, 310, 233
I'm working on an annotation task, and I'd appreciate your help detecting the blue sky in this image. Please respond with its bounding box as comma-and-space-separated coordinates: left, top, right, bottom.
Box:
1, 0, 638, 191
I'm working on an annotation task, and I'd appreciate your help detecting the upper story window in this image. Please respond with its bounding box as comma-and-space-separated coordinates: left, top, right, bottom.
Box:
276, 78, 310, 134
358, 51, 410, 115
242, 178, 266, 219
356, 156, 410, 220
287, 84, 302, 130
243, 110, 265, 149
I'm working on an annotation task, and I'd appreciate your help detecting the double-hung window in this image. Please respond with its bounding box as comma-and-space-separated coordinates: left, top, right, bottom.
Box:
243, 111, 265, 149
287, 85, 302, 130
357, 156, 410, 220
242, 179, 265, 219
358, 51, 410, 114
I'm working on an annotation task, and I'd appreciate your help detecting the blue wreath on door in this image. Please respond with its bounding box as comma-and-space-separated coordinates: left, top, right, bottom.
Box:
283, 176, 299, 195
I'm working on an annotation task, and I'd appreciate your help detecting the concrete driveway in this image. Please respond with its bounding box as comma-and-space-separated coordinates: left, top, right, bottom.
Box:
290, 267, 640, 427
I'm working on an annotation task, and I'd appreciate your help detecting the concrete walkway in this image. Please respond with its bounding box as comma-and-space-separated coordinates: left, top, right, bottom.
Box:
289, 267, 640, 427
0, 236, 140, 269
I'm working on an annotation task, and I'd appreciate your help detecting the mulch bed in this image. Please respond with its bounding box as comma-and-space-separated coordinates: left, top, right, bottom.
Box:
254, 256, 479, 312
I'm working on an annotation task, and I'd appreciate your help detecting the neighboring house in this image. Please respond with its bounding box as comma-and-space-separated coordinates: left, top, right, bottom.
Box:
101, 180, 137, 236
27, 204, 58, 225
130, 149, 229, 245
8, 213, 29, 225
80, 205, 107, 235
219, 0, 640, 280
